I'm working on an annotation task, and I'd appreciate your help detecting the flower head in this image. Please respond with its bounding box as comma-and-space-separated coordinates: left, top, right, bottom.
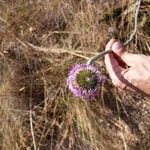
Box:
67, 64, 106, 99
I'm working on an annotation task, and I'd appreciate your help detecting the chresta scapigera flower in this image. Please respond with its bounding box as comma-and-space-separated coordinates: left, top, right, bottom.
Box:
67, 64, 106, 99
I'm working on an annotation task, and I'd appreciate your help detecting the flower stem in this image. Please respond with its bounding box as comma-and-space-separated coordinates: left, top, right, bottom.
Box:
87, 50, 113, 65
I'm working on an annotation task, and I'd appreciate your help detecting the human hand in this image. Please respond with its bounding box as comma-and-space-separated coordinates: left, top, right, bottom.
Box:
105, 39, 150, 96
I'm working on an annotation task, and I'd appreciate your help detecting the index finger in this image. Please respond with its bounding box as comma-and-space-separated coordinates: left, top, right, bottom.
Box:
105, 39, 123, 76
105, 39, 126, 88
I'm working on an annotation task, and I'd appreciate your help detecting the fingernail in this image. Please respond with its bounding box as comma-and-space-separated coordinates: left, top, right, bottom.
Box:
112, 41, 122, 50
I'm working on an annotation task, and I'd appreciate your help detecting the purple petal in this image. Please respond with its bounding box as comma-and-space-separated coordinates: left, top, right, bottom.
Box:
67, 64, 106, 99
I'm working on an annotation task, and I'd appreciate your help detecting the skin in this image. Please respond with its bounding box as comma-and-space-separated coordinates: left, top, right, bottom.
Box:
105, 39, 150, 96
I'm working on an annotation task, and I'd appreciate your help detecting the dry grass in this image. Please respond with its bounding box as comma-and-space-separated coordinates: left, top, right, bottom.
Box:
0, 0, 150, 149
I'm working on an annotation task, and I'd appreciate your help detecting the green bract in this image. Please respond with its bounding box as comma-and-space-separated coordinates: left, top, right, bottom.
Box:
76, 70, 98, 90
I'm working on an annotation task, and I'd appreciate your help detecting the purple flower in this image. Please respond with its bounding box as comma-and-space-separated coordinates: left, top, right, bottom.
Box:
67, 64, 106, 99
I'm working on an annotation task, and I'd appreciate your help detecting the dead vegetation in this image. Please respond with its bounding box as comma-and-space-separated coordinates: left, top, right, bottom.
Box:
0, 0, 150, 149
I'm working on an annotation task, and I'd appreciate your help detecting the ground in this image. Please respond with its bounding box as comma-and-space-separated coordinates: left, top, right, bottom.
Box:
0, 0, 150, 149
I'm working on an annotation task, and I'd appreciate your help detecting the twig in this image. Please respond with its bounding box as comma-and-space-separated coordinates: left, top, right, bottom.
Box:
27, 42, 103, 65
123, 0, 141, 46
29, 75, 37, 150
30, 109, 37, 150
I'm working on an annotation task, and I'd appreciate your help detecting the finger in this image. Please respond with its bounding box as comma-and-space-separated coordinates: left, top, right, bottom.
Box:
111, 41, 139, 67
105, 39, 116, 51
118, 68, 136, 92
111, 41, 125, 56
105, 39, 127, 89
105, 39, 123, 76
105, 39, 119, 75
121, 53, 149, 67
111, 41, 147, 67
121, 68, 143, 93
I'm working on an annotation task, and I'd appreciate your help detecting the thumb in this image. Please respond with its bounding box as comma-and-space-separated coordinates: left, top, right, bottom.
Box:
111, 40, 126, 56
112, 41, 139, 67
